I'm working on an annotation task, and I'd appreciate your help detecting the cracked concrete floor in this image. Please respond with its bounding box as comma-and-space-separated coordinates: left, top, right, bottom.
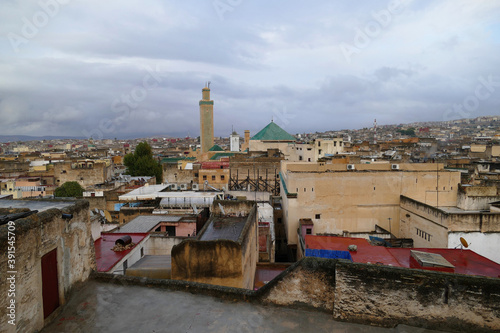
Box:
42, 280, 444, 333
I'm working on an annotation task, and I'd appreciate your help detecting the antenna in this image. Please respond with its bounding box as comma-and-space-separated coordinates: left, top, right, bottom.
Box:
208, 81, 211, 89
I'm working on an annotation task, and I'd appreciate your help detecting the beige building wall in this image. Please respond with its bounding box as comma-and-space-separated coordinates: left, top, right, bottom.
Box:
249, 141, 291, 154
281, 162, 460, 246
54, 161, 110, 188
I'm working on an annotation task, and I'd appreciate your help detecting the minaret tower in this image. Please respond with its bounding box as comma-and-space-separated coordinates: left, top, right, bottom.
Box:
199, 82, 214, 153
373, 118, 377, 144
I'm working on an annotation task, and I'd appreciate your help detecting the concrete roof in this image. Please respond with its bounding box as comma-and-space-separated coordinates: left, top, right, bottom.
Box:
41, 280, 419, 333
199, 216, 248, 242
0, 199, 74, 212
113, 215, 182, 233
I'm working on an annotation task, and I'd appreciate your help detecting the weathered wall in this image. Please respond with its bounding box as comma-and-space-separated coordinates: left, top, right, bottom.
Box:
240, 206, 258, 289
162, 163, 194, 184
400, 196, 500, 257
54, 162, 109, 188
333, 261, 500, 332
144, 235, 187, 255
0, 200, 95, 333
260, 259, 336, 311
399, 196, 449, 248
457, 186, 500, 211
171, 240, 243, 288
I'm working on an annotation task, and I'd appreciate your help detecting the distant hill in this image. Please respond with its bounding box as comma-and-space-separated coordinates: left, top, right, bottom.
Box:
0, 135, 86, 143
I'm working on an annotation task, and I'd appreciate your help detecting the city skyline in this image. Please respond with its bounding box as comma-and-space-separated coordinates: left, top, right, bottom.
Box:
1, 1, 499, 139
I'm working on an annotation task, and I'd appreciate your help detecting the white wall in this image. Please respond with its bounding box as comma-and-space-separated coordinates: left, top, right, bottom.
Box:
448, 232, 500, 264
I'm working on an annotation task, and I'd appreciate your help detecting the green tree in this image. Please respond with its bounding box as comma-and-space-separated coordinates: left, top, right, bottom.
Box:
124, 142, 162, 182
54, 181, 84, 197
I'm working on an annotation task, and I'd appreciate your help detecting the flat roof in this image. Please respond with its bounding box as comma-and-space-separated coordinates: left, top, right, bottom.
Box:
305, 235, 401, 266
42, 280, 406, 333
119, 186, 222, 201
118, 185, 169, 200
389, 248, 500, 278
0, 199, 74, 212
113, 215, 182, 233
199, 216, 248, 242
128, 255, 171, 270
306, 235, 500, 278
94, 233, 148, 272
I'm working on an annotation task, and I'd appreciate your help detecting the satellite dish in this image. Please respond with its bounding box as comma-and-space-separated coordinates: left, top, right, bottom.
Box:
99, 210, 105, 217
104, 210, 112, 223
460, 237, 469, 248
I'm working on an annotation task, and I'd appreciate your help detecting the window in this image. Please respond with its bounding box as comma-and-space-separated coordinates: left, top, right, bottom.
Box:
308, 158, 311, 162
318, 149, 322, 155
299, 156, 303, 161
123, 260, 128, 273
318, 141, 321, 147
304, 188, 306, 192
203, 175, 207, 180
315, 214, 321, 219
312, 188, 314, 192
221, 175, 225, 180
334, 141, 337, 146
194, 173, 199, 177
140, 248, 144, 257
212, 175, 216, 181
307, 148, 312, 151
306, 229, 312, 235
277, 218, 282, 224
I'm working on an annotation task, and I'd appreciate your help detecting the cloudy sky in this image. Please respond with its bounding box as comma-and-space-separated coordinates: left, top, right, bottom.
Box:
1, 0, 499, 139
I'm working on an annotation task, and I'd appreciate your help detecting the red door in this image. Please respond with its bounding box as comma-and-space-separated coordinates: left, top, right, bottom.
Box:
41, 248, 59, 318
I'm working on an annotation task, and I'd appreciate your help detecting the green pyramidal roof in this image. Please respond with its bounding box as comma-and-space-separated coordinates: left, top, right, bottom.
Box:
208, 144, 224, 151
251, 121, 296, 141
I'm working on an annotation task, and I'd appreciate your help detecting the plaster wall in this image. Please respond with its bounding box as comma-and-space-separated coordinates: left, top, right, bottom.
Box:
281, 166, 459, 245
0, 201, 95, 333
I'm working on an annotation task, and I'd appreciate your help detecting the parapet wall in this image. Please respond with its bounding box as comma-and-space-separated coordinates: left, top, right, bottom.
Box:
334, 261, 500, 332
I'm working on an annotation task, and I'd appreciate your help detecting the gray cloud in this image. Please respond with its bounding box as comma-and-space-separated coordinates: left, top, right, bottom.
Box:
0, 0, 499, 139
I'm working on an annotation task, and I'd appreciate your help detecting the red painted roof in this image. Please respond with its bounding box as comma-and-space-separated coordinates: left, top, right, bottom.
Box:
94, 233, 148, 272
305, 235, 500, 278
305, 235, 401, 266
388, 248, 500, 278
200, 161, 229, 169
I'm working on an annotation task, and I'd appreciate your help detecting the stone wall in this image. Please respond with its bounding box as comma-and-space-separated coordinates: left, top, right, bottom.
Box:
333, 261, 500, 332
0, 200, 95, 333
259, 259, 336, 311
